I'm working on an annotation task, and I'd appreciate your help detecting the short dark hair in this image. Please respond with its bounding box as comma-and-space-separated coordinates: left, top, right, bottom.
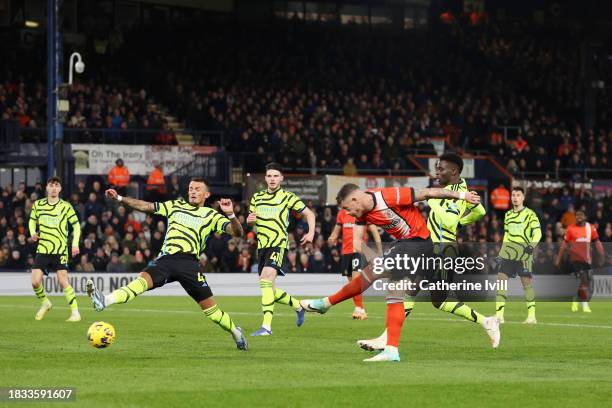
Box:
265, 162, 283, 173
190, 177, 210, 188
438, 152, 463, 172
46, 176, 61, 185
336, 183, 360, 205
512, 187, 525, 194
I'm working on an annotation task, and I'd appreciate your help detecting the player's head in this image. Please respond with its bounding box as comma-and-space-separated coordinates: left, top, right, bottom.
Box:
576, 210, 586, 225
116, 158, 124, 167
336, 183, 368, 218
45, 177, 62, 198
511, 187, 525, 208
188, 178, 210, 206
264, 162, 284, 191
436, 153, 463, 185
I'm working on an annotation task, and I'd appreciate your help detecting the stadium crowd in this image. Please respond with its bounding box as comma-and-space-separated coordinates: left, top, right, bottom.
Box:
1, 17, 611, 178
0, 178, 610, 272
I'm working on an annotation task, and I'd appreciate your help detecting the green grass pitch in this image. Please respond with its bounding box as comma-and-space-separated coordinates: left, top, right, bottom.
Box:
1, 296, 611, 407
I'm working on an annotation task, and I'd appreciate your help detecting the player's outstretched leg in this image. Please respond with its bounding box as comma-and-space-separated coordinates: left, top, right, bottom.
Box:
301, 266, 377, 314
358, 298, 414, 351
87, 276, 149, 311
274, 287, 305, 327
202, 302, 247, 351
434, 296, 500, 349
364, 297, 403, 362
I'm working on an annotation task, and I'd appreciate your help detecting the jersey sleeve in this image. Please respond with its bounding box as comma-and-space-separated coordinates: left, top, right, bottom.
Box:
592, 225, 600, 240
212, 211, 231, 233
528, 211, 542, 243
385, 187, 414, 206
288, 192, 306, 213
336, 210, 343, 226
249, 195, 257, 214
28, 201, 38, 236
67, 204, 81, 248
154, 200, 174, 217
564, 227, 572, 242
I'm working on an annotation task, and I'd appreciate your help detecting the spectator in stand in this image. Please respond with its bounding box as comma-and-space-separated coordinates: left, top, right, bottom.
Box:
76, 254, 95, 272
146, 163, 166, 202
490, 184, 510, 216
154, 121, 177, 145
221, 240, 239, 272
107, 159, 130, 195
106, 252, 126, 272
92, 248, 109, 271
237, 247, 251, 272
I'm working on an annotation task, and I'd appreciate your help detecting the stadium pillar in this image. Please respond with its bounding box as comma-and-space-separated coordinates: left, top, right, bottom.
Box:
54, 0, 64, 182
46, 0, 56, 179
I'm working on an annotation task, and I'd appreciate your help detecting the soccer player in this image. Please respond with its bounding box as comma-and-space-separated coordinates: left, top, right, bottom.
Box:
29, 177, 81, 322
28, 177, 81, 322
247, 163, 316, 336
301, 183, 500, 362
495, 187, 542, 324
357, 153, 491, 351
86, 178, 248, 350
555, 210, 605, 313
328, 208, 382, 320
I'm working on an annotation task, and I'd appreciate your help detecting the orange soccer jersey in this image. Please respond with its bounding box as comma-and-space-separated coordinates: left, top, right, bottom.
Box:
564, 223, 599, 264
336, 209, 368, 255
356, 187, 429, 241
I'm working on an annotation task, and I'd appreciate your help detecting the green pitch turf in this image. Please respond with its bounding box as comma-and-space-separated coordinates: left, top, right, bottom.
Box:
1, 296, 611, 408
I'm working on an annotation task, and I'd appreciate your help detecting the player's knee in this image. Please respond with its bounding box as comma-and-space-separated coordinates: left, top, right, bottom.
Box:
260, 267, 276, 281
138, 272, 154, 289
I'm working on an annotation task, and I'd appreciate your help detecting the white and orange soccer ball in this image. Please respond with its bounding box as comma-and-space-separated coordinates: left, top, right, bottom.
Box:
87, 321, 116, 349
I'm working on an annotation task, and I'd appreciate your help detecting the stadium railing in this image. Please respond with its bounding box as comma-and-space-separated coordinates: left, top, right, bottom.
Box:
17, 127, 224, 146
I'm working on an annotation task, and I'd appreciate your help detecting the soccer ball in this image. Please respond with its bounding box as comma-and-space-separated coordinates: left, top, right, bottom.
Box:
87, 321, 116, 349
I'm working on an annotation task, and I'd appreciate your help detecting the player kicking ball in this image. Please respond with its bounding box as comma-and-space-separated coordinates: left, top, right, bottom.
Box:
357, 153, 495, 351
301, 183, 500, 362
86, 178, 248, 350
29, 177, 82, 322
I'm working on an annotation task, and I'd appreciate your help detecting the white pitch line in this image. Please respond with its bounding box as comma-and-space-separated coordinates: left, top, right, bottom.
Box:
0, 303, 610, 329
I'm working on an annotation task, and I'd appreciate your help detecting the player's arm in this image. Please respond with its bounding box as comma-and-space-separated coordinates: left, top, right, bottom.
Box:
28, 202, 39, 241
328, 224, 341, 247
218, 198, 243, 238
414, 187, 480, 205
105, 188, 155, 213
555, 231, 570, 267
247, 196, 257, 226
300, 206, 316, 245
594, 238, 605, 266
459, 203, 486, 226
368, 224, 383, 256
68, 205, 81, 257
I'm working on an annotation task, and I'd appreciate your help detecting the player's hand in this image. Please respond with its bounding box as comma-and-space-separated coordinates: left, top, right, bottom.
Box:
71, 247, 80, 257
31, 233, 39, 242
301, 231, 315, 246
105, 189, 119, 200
463, 191, 481, 205
328, 235, 338, 246
554, 258, 561, 268
218, 198, 234, 216
247, 212, 257, 224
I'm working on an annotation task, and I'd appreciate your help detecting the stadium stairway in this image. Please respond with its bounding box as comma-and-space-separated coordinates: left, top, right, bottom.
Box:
151, 103, 194, 146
